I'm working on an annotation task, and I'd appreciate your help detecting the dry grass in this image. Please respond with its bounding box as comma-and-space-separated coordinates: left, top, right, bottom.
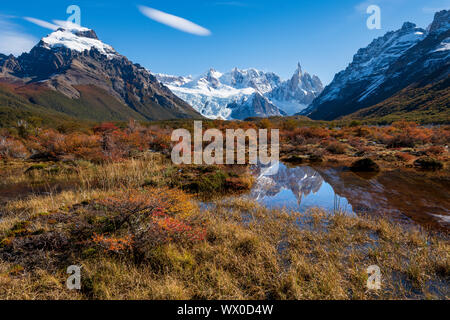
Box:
0, 151, 448, 300
0, 194, 448, 300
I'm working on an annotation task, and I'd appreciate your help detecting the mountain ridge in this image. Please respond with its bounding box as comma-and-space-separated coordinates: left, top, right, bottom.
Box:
301, 10, 450, 121
156, 63, 323, 119
0, 26, 202, 124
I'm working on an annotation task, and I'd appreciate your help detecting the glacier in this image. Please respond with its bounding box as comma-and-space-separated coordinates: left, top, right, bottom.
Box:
155, 64, 323, 120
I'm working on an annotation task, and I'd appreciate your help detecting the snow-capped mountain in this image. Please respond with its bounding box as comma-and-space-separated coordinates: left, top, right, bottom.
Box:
155, 64, 323, 119
302, 10, 450, 120
250, 163, 324, 204
40, 27, 117, 58
228, 92, 286, 119
0, 26, 201, 121
268, 63, 323, 115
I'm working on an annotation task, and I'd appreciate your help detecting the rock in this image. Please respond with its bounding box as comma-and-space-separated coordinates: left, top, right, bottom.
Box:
308, 154, 323, 163
350, 158, 380, 172
413, 157, 443, 170
29, 152, 60, 162
282, 155, 308, 164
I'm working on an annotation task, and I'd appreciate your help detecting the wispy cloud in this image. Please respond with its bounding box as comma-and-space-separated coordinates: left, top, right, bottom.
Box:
52, 20, 88, 30
0, 17, 37, 56
24, 17, 59, 30
24, 17, 87, 31
138, 5, 211, 36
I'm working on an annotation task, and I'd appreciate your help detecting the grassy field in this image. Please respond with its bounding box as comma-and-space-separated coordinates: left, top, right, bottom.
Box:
0, 120, 449, 300
0, 154, 448, 300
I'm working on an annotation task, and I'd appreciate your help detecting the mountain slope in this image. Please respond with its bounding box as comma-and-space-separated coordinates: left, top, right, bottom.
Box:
268, 63, 323, 115
156, 64, 323, 119
0, 26, 202, 124
228, 92, 287, 119
345, 75, 450, 124
0, 82, 80, 127
302, 10, 450, 120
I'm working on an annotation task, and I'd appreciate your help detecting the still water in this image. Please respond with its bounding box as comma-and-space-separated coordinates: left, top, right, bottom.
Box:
243, 162, 450, 230
249, 163, 353, 215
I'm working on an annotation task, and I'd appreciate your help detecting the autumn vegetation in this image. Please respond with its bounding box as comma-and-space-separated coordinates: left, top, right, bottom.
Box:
0, 117, 448, 299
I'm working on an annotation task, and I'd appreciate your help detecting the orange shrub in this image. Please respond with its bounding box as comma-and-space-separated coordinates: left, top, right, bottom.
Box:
0, 137, 28, 159
396, 152, 414, 162
93, 122, 119, 133
425, 146, 446, 156
94, 188, 203, 248
92, 234, 133, 253
325, 141, 347, 154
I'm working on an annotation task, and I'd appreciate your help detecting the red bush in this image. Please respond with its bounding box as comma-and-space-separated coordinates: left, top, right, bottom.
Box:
0, 137, 28, 159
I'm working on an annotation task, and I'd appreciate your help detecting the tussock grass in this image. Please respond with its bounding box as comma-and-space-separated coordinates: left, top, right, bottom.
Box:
0, 153, 448, 300
0, 194, 448, 300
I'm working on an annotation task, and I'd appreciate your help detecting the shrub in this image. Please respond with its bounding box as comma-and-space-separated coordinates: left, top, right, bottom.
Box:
0, 137, 28, 159
396, 152, 414, 162
386, 134, 416, 148
349, 120, 361, 127
92, 234, 133, 253
283, 155, 307, 164
308, 153, 324, 163
350, 158, 380, 172
413, 157, 443, 171
282, 118, 297, 131
93, 122, 119, 134
326, 141, 347, 154
425, 146, 445, 156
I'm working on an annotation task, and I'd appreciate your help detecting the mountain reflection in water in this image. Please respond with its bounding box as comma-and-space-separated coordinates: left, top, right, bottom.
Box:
249, 162, 353, 215
246, 162, 449, 230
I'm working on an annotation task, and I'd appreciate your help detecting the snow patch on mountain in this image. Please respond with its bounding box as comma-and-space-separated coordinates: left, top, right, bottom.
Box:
156, 64, 323, 119
41, 28, 117, 59
302, 10, 450, 120
153, 73, 192, 86
435, 37, 450, 52
302, 21, 429, 117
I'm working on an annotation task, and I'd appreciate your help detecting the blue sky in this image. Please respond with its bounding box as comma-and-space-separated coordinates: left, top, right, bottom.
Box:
0, 0, 449, 84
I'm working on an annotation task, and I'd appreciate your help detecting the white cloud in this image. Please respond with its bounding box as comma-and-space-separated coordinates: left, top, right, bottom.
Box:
0, 18, 37, 56
24, 17, 89, 32
138, 5, 211, 36
24, 17, 59, 30
52, 20, 89, 31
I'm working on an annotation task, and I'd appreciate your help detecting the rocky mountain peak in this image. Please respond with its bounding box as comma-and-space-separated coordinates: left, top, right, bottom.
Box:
401, 22, 417, 31
295, 62, 303, 75
204, 68, 222, 88
302, 11, 449, 120
0, 27, 201, 121
71, 28, 99, 40
155, 63, 322, 119
37, 28, 117, 59
428, 9, 450, 33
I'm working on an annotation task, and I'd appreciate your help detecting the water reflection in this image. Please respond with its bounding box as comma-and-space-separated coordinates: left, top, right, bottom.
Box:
249, 162, 353, 214
247, 162, 450, 229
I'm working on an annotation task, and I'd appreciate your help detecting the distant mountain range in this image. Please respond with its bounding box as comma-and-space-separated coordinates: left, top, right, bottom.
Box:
0, 10, 448, 126
0, 26, 201, 126
301, 10, 450, 122
155, 63, 323, 119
